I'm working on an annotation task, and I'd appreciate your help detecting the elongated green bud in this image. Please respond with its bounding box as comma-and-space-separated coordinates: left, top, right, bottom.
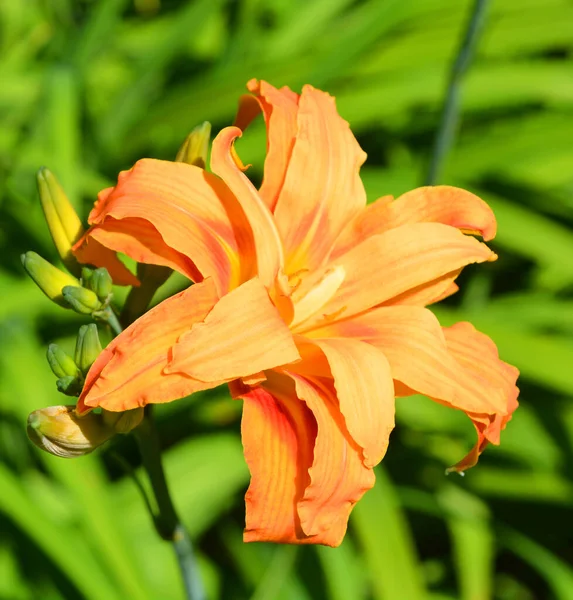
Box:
46, 344, 80, 379
21, 252, 80, 307
37, 168, 84, 276
27, 405, 114, 458
175, 121, 211, 168
89, 268, 113, 302
62, 285, 101, 314
74, 324, 102, 375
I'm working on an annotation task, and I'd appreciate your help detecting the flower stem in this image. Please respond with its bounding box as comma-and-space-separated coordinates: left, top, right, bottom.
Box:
134, 407, 206, 600
102, 307, 123, 337
425, 0, 489, 185
120, 264, 172, 327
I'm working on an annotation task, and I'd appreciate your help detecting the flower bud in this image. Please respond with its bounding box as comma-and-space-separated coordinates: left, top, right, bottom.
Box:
175, 121, 211, 168
46, 344, 80, 379
74, 324, 102, 375
81, 266, 94, 287
21, 251, 80, 307
56, 375, 83, 397
62, 285, 102, 314
102, 408, 144, 434
36, 168, 84, 276
89, 268, 113, 302
27, 405, 114, 458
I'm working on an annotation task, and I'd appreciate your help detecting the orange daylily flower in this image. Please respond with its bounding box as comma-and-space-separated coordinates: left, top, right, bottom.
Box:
73, 80, 518, 547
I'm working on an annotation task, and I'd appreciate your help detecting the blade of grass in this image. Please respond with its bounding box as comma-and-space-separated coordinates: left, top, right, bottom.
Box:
501, 527, 573, 600
0, 463, 121, 600
351, 466, 425, 600
439, 485, 494, 600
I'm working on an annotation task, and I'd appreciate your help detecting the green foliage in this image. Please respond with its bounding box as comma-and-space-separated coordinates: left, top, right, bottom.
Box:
1, 0, 572, 598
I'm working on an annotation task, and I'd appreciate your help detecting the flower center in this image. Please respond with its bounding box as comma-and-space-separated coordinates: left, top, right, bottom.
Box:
290, 265, 346, 329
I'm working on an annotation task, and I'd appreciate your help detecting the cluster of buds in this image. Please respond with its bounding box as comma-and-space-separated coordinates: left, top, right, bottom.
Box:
23, 122, 212, 459
23, 167, 143, 458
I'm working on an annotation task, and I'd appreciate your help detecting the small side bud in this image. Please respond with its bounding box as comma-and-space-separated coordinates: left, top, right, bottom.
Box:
81, 267, 94, 287
46, 344, 80, 379
74, 324, 102, 375
175, 121, 211, 168
102, 408, 144, 434
21, 252, 80, 307
62, 285, 102, 314
56, 375, 83, 397
27, 405, 114, 458
89, 268, 113, 302
37, 168, 84, 276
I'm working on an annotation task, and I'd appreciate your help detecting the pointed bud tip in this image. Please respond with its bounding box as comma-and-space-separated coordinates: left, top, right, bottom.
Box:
176, 121, 211, 167
22, 252, 80, 306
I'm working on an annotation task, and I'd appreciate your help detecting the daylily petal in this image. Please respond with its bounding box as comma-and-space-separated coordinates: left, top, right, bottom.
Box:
236, 80, 300, 212
82, 218, 201, 281
389, 186, 497, 240
310, 305, 509, 416
238, 380, 316, 544
292, 337, 395, 468
77, 159, 253, 295
384, 270, 461, 307
288, 374, 375, 545
166, 277, 300, 382
78, 278, 220, 413
299, 223, 496, 329
331, 186, 496, 259
210, 127, 285, 288
329, 195, 393, 260
272, 85, 367, 274
442, 322, 519, 472
238, 370, 377, 547
73, 234, 139, 286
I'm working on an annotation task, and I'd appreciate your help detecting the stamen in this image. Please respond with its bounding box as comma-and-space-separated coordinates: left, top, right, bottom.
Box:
290, 266, 346, 329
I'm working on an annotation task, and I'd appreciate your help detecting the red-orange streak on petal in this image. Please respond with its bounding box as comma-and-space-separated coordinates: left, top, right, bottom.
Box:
85, 159, 252, 295
442, 322, 519, 472
288, 374, 375, 545
210, 127, 284, 288
310, 306, 509, 416
78, 279, 220, 413
166, 278, 300, 382
300, 223, 496, 329
244, 79, 300, 211
331, 186, 496, 260
239, 382, 317, 544
272, 85, 367, 274
85, 218, 202, 282
291, 337, 395, 468
73, 234, 139, 287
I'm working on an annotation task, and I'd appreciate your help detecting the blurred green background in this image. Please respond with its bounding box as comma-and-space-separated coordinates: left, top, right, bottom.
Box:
1, 0, 573, 598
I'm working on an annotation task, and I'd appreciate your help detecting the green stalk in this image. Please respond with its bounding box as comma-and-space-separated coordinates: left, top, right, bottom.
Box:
134, 407, 206, 600
425, 0, 489, 185
112, 287, 204, 600
120, 264, 172, 326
